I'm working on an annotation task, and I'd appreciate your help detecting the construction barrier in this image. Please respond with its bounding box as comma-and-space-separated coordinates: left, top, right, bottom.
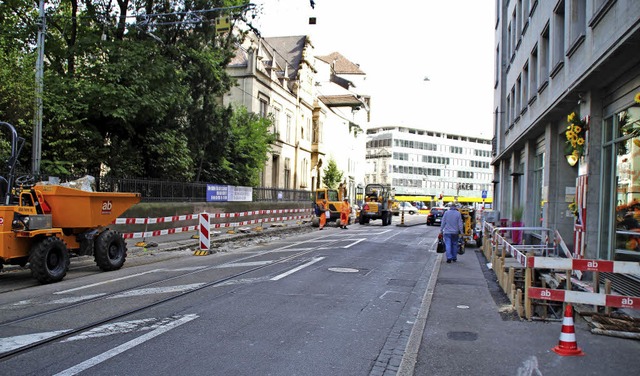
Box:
194, 212, 210, 256
481, 221, 640, 320
114, 208, 312, 239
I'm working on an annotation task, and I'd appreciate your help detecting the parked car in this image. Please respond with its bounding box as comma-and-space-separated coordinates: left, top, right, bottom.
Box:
426, 207, 447, 226
398, 202, 419, 215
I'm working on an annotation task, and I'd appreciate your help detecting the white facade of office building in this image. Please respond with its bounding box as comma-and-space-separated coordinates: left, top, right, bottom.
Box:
365, 126, 493, 202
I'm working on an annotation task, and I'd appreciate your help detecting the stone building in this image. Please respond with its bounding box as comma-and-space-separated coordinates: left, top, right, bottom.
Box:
492, 0, 640, 270
224, 32, 369, 200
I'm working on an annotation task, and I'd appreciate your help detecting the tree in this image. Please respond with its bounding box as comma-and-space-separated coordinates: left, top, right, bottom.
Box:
322, 158, 344, 189
0, 0, 265, 183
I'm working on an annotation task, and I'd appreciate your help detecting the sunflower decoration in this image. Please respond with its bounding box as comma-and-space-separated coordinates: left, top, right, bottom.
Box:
565, 112, 588, 160
635, 91, 640, 104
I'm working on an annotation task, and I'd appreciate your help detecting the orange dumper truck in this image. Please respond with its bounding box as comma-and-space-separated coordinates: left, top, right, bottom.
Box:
0, 121, 140, 283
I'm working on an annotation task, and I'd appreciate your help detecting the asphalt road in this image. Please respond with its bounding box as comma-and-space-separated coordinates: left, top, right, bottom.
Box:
0, 214, 440, 375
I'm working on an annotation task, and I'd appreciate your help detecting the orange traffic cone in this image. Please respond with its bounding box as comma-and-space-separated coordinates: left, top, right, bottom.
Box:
552, 304, 585, 356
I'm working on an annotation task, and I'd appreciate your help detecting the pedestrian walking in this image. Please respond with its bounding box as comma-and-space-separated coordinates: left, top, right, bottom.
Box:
318, 199, 328, 230
440, 204, 464, 263
340, 198, 350, 229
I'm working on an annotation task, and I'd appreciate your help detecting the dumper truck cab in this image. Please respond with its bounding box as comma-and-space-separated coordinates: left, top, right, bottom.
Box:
311, 187, 351, 227
358, 184, 393, 226
0, 121, 140, 283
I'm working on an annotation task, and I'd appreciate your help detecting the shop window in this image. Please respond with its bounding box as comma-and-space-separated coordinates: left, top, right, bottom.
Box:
612, 103, 640, 262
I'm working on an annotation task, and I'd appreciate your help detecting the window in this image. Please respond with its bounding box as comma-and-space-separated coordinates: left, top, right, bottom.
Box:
567, 0, 586, 57
259, 98, 268, 118
515, 75, 522, 116
495, 45, 500, 87
539, 24, 550, 91
522, 0, 530, 33
284, 157, 291, 189
286, 113, 292, 144
522, 63, 529, 111
551, 1, 565, 77
590, 0, 615, 28
272, 106, 281, 138
529, 46, 538, 101
602, 104, 640, 262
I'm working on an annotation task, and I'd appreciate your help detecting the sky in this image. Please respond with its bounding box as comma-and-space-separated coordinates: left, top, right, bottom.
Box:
252, 0, 496, 139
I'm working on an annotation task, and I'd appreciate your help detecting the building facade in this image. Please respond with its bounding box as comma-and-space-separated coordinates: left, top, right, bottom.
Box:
493, 0, 640, 266
224, 32, 369, 200
365, 126, 493, 205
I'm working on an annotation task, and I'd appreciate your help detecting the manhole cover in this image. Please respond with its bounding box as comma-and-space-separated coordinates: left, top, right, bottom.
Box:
447, 331, 478, 341
328, 267, 359, 273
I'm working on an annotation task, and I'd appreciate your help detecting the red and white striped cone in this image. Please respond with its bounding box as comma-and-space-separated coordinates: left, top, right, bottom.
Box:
552, 304, 585, 356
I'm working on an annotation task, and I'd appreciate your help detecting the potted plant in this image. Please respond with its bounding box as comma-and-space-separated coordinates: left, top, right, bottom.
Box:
511, 206, 524, 244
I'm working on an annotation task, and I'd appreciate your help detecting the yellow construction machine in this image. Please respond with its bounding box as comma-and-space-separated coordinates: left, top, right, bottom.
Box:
0, 121, 140, 283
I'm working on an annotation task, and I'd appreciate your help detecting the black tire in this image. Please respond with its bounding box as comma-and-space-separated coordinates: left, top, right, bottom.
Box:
29, 236, 69, 284
359, 215, 365, 225
95, 229, 127, 271
311, 217, 320, 227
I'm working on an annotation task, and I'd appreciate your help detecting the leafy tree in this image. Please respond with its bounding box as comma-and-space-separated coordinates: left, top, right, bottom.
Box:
0, 0, 274, 185
322, 158, 344, 189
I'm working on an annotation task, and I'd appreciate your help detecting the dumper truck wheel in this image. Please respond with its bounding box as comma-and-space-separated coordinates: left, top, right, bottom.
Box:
95, 230, 127, 271
29, 236, 69, 284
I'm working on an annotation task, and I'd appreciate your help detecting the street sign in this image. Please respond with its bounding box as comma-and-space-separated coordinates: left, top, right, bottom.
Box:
481, 190, 487, 199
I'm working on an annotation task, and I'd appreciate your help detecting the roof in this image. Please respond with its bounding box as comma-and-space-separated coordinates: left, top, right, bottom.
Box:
263, 36, 308, 81
316, 52, 365, 75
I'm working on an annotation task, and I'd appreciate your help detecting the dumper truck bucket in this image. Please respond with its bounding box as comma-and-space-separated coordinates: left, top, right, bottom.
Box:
34, 185, 141, 228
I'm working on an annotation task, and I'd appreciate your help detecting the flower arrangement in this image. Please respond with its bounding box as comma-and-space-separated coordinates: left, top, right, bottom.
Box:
620, 93, 640, 137
565, 112, 587, 160
568, 200, 578, 217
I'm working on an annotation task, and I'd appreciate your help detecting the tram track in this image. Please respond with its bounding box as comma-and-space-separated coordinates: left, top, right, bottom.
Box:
0, 234, 346, 360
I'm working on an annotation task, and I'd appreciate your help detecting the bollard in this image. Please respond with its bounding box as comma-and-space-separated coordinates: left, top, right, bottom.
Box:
194, 212, 210, 256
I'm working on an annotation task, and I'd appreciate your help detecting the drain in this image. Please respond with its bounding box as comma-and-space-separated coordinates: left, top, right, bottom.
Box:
447, 331, 478, 341
328, 267, 359, 273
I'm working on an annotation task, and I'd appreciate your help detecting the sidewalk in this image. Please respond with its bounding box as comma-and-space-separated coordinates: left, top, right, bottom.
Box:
412, 248, 640, 375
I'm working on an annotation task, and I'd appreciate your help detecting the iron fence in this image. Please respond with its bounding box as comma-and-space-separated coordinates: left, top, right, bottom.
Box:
97, 177, 311, 203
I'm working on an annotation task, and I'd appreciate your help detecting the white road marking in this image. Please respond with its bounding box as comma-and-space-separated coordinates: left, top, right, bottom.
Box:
0, 330, 72, 354
54, 267, 207, 294
342, 238, 366, 248
53, 314, 198, 376
49, 294, 106, 304
516, 355, 543, 376
54, 270, 160, 294
270, 257, 325, 281
108, 283, 205, 298
216, 261, 273, 268
62, 316, 184, 342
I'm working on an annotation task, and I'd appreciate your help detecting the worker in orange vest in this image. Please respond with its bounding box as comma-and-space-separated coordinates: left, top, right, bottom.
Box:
318, 199, 328, 230
340, 198, 351, 229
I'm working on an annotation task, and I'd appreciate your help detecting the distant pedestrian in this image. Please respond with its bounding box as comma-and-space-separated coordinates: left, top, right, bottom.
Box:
440, 204, 464, 263
319, 199, 328, 230
340, 198, 350, 229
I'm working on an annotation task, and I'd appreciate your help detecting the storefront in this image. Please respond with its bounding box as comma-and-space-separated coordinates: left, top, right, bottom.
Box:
599, 87, 640, 263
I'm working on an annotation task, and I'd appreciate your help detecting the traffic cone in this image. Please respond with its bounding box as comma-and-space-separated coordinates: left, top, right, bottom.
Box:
552, 304, 585, 356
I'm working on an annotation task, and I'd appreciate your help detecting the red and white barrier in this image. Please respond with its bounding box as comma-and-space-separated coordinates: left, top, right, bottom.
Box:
199, 212, 210, 252
119, 210, 312, 239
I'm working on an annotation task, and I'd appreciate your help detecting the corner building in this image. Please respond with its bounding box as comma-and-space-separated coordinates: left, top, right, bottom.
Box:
492, 0, 640, 276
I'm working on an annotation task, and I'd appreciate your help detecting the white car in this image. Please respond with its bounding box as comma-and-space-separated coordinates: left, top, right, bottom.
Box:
398, 202, 419, 215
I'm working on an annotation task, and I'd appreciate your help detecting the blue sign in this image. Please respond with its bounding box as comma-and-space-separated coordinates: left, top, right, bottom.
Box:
481, 190, 488, 199
207, 184, 229, 202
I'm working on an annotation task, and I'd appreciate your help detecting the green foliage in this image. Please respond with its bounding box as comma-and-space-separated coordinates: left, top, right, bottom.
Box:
322, 159, 344, 189
0, 0, 264, 184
